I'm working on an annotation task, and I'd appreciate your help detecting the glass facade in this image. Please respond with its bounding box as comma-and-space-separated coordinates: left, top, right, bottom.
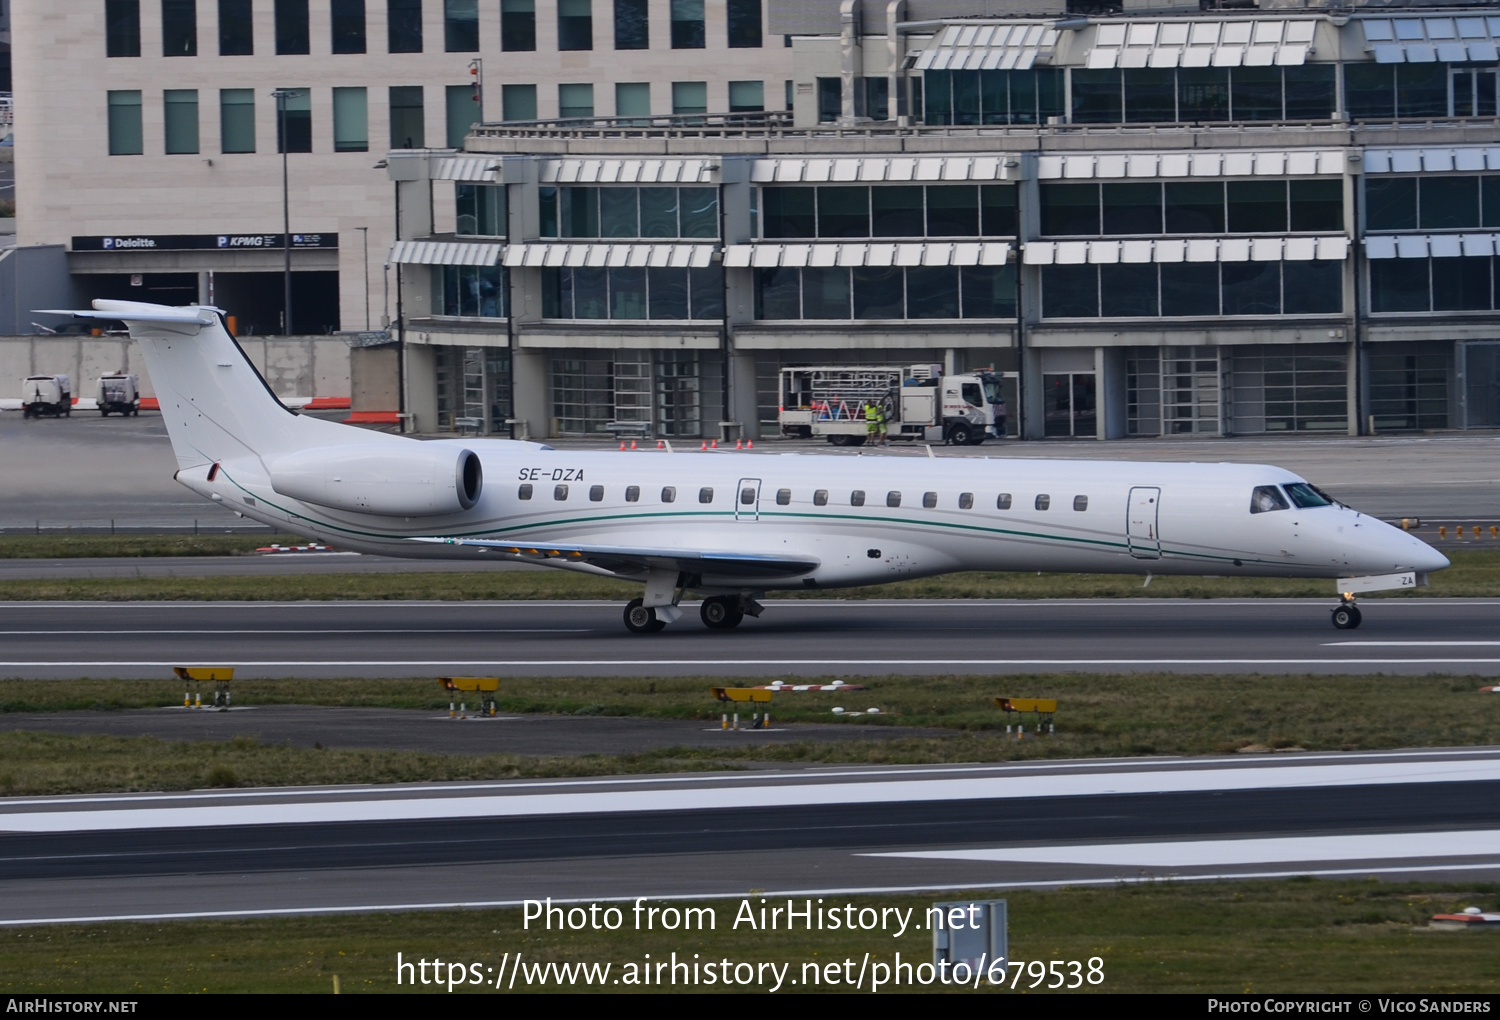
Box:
755, 265, 1016, 320
1370, 257, 1500, 314
761, 185, 1016, 239
456, 184, 506, 237
543, 267, 724, 320
1041, 180, 1342, 236
540, 187, 718, 239
1042, 262, 1342, 318
435, 265, 508, 318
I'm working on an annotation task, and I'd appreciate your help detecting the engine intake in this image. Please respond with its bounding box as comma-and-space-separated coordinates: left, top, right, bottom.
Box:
268, 444, 483, 517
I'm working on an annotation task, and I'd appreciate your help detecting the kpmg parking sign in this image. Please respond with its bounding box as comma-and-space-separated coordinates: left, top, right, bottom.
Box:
74, 233, 337, 251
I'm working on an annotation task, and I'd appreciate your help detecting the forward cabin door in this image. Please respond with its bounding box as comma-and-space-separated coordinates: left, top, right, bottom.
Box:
1127, 486, 1161, 559
736, 478, 762, 521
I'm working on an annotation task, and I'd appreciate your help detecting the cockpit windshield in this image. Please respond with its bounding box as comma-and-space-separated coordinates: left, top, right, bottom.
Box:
1250, 485, 1290, 514
1283, 482, 1334, 509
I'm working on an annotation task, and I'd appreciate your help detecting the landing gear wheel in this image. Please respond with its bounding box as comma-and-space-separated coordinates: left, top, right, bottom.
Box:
623, 598, 667, 634
947, 422, 973, 445
700, 596, 745, 630
1331, 604, 1362, 630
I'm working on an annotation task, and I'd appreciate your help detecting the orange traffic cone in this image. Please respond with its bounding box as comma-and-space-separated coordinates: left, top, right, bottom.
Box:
657, 440, 665, 449
735, 439, 743, 450
747, 441, 754, 449
619, 442, 626, 451
711, 439, 718, 449
700, 441, 708, 450
630, 440, 637, 450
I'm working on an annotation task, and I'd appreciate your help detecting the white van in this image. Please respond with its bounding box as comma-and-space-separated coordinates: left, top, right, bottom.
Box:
21, 374, 70, 418
97, 373, 140, 416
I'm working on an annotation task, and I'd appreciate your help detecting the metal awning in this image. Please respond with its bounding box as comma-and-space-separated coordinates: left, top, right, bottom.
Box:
1037, 149, 1344, 180
429, 157, 502, 182
539, 159, 718, 185
1358, 15, 1500, 64
913, 22, 1060, 71
502, 243, 717, 268
1024, 236, 1347, 264
749, 156, 1014, 184
722, 242, 1011, 268
388, 240, 505, 266
1363, 147, 1500, 173
1366, 234, 1500, 259
1085, 18, 1316, 69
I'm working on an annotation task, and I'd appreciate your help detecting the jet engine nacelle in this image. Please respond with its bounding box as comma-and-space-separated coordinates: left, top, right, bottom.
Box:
268, 443, 483, 517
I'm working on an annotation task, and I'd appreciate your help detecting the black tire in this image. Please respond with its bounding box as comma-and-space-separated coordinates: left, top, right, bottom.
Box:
700, 596, 745, 630
947, 422, 973, 445
100, 409, 108, 417
1331, 605, 1362, 630
624, 598, 667, 634
968, 430, 986, 446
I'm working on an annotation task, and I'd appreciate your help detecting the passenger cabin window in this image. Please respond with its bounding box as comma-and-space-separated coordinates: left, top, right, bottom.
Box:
887, 491, 902, 507
1073, 495, 1088, 511
554, 484, 569, 500
776, 488, 791, 505
959, 492, 973, 509
661, 486, 676, 503
740, 487, 756, 505
625, 485, 640, 502
922, 491, 938, 508
1035, 494, 1051, 510
699, 487, 714, 503
851, 490, 866, 507
813, 489, 829, 506
518, 483, 533, 500
1251, 485, 1289, 513
589, 484, 604, 502
1284, 482, 1333, 509
996, 493, 1012, 510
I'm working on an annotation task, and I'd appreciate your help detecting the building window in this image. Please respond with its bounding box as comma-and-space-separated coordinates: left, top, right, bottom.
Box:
331, 0, 366, 53
332, 86, 368, 151
670, 0, 704, 48
616, 82, 651, 120
1346, 63, 1449, 120
388, 0, 422, 52
456, 184, 505, 236
444, 0, 478, 51
543, 267, 723, 320
540, 186, 718, 238
502, 84, 536, 121
107, 90, 143, 155
275, 87, 312, 153
220, 88, 255, 152
1039, 180, 1342, 237
728, 81, 763, 113
389, 86, 424, 147
558, 0, 591, 51
1366, 175, 1500, 232
1369, 345, 1452, 430
106, 0, 141, 57
727, 0, 761, 48
1040, 261, 1342, 319
755, 265, 1016, 320
558, 83, 594, 119
162, 0, 197, 56
1371, 257, 1500, 314
218, 0, 253, 54
164, 89, 199, 154
446, 84, 479, 147
501, 0, 535, 51
274, 0, 309, 54
761, 185, 1016, 239
435, 265, 508, 318
672, 81, 707, 115
817, 77, 840, 122
614, 0, 647, 49
922, 69, 1066, 126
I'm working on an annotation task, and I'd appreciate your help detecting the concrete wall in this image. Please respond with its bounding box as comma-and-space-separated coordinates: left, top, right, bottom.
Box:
0, 335, 350, 403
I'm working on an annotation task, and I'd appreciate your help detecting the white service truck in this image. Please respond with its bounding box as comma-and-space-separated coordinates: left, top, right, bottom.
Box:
20, 374, 71, 418
96, 373, 140, 416
778, 364, 1006, 446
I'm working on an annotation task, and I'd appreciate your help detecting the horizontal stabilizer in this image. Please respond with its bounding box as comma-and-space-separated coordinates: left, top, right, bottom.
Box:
411, 536, 819, 579
35, 303, 218, 326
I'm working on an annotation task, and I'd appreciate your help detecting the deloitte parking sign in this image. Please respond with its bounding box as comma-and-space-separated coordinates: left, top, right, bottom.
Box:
74, 232, 338, 251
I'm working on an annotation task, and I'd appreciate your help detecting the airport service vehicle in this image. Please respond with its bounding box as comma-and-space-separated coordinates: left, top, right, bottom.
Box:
20, 374, 70, 418
779, 364, 1005, 446
44, 300, 1449, 634
96, 373, 140, 416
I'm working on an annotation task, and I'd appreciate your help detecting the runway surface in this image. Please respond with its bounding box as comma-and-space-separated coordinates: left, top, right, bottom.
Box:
1, 748, 1496, 924
3, 597, 1500, 678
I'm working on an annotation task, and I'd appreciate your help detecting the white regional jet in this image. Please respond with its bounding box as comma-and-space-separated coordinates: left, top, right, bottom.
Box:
50, 300, 1449, 634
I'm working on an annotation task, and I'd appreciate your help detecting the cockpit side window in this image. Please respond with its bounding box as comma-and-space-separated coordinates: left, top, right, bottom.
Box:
1283, 482, 1333, 509
1250, 485, 1290, 514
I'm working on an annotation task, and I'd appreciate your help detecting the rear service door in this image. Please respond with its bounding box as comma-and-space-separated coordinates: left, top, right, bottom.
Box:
1127, 486, 1161, 559
736, 478, 762, 521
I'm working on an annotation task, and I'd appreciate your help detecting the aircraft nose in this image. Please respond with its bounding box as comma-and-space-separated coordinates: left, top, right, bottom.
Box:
1411, 539, 1450, 574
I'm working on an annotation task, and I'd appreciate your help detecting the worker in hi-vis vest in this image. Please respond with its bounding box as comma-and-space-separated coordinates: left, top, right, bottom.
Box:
864, 399, 888, 446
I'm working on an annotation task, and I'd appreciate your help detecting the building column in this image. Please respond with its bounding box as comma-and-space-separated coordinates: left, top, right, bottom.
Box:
403, 344, 438, 434
1020, 344, 1044, 440
730, 350, 759, 440
1099, 346, 1128, 440
511, 346, 549, 441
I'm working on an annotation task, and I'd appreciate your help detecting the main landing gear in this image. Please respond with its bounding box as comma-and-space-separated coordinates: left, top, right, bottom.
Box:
622, 594, 762, 634
623, 598, 668, 634
700, 595, 745, 630
1331, 595, 1362, 630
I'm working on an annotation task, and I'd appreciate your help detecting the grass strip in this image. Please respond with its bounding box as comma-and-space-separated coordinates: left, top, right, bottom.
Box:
2, 674, 1497, 795
2, 882, 1498, 993
3, 549, 1500, 601
0, 535, 301, 559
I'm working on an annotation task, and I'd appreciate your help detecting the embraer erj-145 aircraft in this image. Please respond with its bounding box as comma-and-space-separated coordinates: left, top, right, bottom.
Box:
51, 300, 1448, 634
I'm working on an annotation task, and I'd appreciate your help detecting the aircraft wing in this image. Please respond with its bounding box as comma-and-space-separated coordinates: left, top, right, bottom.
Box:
410, 537, 819, 579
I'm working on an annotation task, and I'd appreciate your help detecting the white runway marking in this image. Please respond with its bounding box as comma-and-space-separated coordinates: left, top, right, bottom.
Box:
5, 758, 1498, 833
4, 658, 1500, 669
1326, 641, 1500, 647
869, 830, 1500, 868
0, 629, 589, 636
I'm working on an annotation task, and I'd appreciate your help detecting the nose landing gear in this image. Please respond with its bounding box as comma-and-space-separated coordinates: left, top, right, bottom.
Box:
1331, 595, 1362, 630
